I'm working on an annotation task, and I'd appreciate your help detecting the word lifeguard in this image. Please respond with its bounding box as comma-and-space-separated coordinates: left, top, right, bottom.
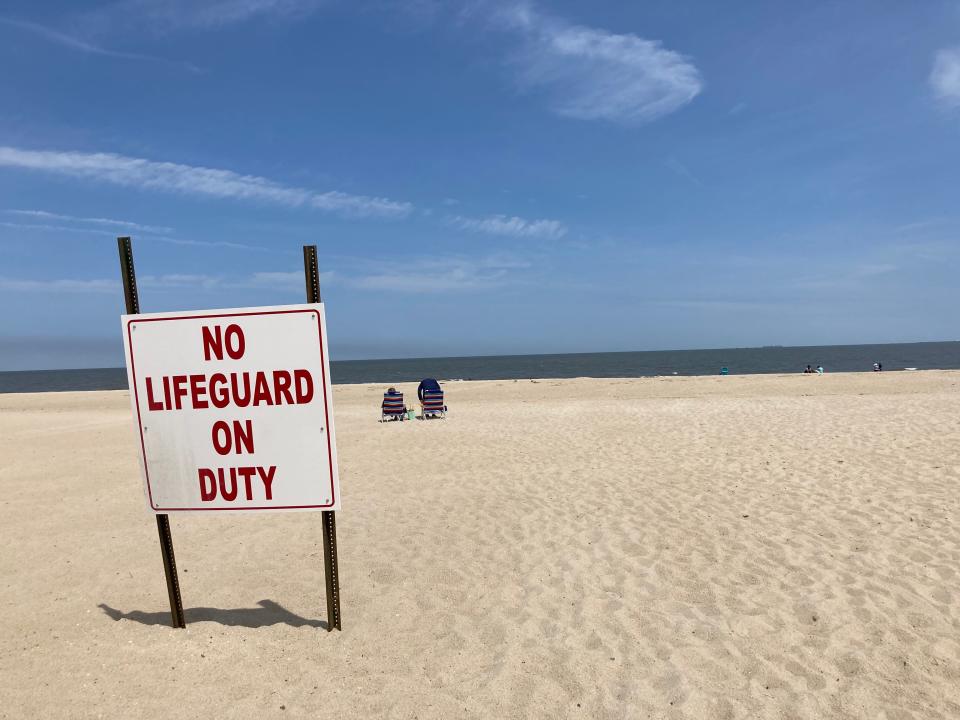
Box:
144, 369, 314, 410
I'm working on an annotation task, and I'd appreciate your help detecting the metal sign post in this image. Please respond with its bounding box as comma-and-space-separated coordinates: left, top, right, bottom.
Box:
117, 236, 186, 629
116, 237, 341, 632
303, 245, 342, 631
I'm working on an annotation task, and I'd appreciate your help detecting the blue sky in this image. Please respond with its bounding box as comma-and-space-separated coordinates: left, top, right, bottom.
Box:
1, 0, 959, 370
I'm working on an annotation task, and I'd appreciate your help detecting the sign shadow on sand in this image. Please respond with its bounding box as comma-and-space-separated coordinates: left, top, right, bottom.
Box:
98, 600, 327, 629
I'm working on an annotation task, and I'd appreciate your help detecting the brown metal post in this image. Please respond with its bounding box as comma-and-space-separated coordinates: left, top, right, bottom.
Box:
303, 245, 342, 631
117, 236, 186, 629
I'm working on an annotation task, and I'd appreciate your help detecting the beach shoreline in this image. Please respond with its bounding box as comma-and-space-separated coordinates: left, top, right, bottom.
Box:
0, 365, 954, 397
2, 339, 959, 393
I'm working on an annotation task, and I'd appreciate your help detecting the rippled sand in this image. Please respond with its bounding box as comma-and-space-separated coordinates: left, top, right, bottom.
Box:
1, 371, 958, 719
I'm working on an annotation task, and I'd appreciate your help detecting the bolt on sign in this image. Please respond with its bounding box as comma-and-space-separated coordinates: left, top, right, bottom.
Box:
121, 304, 340, 512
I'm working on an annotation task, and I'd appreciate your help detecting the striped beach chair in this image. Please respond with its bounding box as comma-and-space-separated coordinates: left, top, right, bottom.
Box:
381, 391, 406, 422
420, 389, 446, 419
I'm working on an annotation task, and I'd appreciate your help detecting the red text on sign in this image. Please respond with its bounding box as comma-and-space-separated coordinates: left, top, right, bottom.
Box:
198, 466, 276, 501
202, 323, 245, 361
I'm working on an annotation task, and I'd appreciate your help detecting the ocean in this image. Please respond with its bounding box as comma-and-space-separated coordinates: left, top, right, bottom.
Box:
1, 341, 958, 394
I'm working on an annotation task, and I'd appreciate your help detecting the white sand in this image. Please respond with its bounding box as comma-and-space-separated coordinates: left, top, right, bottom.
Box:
1, 371, 959, 719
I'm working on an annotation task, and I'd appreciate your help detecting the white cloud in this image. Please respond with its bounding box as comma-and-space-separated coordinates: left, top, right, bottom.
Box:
350, 255, 526, 293
1, 16, 115, 54
141, 269, 335, 292
0, 276, 117, 293
140, 273, 222, 289
793, 262, 898, 291
141, 235, 269, 251
352, 268, 499, 293
0, 221, 113, 236
664, 156, 703, 186
6, 209, 174, 234
0, 216, 267, 251
0, 16, 199, 70
99, 0, 326, 30
0, 257, 518, 298
931, 48, 960, 108
451, 213, 567, 239
247, 271, 304, 290
0, 146, 413, 219
244, 270, 333, 291
497, 2, 702, 124
853, 263, 897, 278
0, 271, 277, 294
0, 274, 226, 293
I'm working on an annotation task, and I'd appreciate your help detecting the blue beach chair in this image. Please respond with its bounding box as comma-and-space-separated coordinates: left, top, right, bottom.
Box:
420, 389, 446, 419
381, 390, 407, 422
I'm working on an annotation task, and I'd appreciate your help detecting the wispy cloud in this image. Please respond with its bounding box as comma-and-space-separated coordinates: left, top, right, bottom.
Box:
0, 276, 117, 293
153, 236, 270, 251
0, 272, 259, 294
0, 217, 268, 251
0, 16, 200, 71
0, 221, 114, 236
0, 272, 292, 294
664, 156, 703, 187
89, 0, 327, 31
495, 2, 702, 124
451, 213, 567, 239
244, 270, 333, 291
0, 146, 413, 219
350, 255, 528, 293
140, 273, 222, 289
852, 263, 898, 278
6, 209, 174, 234
0, 255, 522, 297
352, 266, 501, 292
794, 262, 898, 291
891, 218, 948, 235
931, 48, 960, 108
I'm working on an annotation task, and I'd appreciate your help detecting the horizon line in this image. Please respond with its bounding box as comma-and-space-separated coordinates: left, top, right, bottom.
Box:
1, 337, 958, 374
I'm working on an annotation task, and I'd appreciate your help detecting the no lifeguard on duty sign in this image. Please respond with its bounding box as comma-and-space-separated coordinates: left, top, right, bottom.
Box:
121, 304, 341, 513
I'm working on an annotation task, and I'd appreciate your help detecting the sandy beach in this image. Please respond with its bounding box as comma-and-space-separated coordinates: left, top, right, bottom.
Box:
1, 370, 958, 719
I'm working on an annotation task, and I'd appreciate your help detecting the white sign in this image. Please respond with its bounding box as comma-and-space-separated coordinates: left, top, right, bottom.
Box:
121, 304, 340, 513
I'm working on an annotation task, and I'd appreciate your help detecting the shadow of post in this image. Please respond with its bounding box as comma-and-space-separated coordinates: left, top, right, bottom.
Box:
98, 599, 327, 629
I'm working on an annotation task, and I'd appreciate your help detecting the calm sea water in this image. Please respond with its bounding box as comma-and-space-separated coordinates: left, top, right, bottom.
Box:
1, 341, 958, 394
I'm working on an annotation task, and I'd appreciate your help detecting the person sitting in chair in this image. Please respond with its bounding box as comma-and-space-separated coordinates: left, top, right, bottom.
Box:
417, 377, 447, 418
381, 387, 407, 421
417, 378, 441, 403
